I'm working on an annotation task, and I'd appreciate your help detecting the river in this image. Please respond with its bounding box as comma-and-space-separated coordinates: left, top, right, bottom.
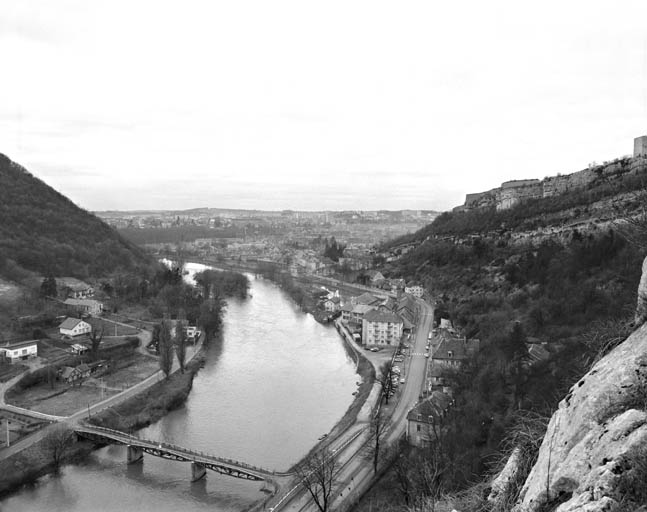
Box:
2, 264, 358, 512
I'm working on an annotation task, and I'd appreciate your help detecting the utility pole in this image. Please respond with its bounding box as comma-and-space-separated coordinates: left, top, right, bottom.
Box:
6, 419, 10, 447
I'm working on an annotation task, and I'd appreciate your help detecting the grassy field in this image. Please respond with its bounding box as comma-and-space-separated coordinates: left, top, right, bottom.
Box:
89, 351, 205, 432
87, 317, 139, 337
6, 353, 158, 417
0, 363, 28, 383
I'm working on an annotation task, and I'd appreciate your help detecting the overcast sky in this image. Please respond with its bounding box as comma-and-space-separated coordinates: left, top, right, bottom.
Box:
2, 1, 646, 212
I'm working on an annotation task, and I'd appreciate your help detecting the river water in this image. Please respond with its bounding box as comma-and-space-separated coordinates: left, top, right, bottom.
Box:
2, 264, 358, 512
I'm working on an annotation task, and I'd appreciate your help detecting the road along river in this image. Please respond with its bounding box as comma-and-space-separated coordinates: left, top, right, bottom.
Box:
1, 265, 359, 512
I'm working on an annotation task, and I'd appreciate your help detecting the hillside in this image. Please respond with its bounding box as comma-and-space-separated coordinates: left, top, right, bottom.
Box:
0, 153, 151, 281
385, 155, 647, 250
359, 156, 647, 510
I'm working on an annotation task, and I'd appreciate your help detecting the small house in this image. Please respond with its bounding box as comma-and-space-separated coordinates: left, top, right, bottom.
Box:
64, 298, 104, 316
59, 317, 92, 337
0, 340, 38, 363
56, 277, 94, 299
406, 392, 453, 448
323, 296, 341, 312
59, 363, 91, 384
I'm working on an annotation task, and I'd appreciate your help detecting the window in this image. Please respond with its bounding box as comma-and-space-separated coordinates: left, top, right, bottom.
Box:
22, 349, 27, 355
447, 350, 453, 358
416, 424, 421, 432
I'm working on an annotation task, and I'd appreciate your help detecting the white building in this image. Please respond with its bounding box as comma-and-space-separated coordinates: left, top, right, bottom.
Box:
404, 283, 424, 298
59, 317, 92, 337
0, 340, 38, 363
323, 296, 341, 312
361, 309, 404, 346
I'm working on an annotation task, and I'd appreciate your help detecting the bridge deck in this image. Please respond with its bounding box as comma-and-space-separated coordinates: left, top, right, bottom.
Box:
75, 424, 289, 481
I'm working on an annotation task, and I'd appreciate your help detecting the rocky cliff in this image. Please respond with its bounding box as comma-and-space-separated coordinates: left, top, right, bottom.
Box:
509, 259, 647, 511
456, 156, 647, 212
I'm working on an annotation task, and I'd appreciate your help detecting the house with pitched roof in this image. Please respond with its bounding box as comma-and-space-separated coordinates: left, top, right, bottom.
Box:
64, 298, 103, 316
349, 304, 376, 328
361, 309, 403, 346
59, 317, 92, 337
406, 392, 453, 447
323, 296, 341, 312
56, 277, 94, 299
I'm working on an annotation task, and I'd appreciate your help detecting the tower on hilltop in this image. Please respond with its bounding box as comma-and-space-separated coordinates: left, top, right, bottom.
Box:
634, 135, 647, 157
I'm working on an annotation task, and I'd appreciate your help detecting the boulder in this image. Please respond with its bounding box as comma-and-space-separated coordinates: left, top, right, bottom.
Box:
488, 446, 522, 506
513, 323, 647, 511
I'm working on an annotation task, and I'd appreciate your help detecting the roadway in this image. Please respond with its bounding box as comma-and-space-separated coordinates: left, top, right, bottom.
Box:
269, 298, 434, 511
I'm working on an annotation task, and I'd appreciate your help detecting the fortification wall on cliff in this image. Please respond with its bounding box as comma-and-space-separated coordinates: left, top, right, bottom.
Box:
459, 156, 647, 212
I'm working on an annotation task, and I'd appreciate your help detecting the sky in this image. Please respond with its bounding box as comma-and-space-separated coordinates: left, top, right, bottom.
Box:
1, 1, 647, 212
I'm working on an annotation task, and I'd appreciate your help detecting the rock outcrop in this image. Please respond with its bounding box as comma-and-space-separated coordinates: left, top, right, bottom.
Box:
512, 322, 647, 511
636, 255, 647, 327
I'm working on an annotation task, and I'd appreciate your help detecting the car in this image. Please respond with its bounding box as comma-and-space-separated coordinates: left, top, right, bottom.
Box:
370, 347, 379, 352
424, 352, 429, 358
400, 378, 406, 384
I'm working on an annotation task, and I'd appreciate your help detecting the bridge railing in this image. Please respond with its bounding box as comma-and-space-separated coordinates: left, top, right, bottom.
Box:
76, 424, 281, 476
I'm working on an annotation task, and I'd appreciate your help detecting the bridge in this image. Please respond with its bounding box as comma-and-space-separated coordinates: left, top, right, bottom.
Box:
75, 424, 284, 482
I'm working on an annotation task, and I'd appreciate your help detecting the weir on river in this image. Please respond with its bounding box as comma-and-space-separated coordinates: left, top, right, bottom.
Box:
1, 265, 359, 512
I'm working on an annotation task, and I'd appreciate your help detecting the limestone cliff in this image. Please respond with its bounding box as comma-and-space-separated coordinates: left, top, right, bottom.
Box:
636, 256, 647, 327
512, 321, 647, 511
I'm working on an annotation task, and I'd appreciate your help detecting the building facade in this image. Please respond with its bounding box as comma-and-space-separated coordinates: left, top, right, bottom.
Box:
59, 317, 92, 337
361, 309, 403, 346
0, 340, 38, 363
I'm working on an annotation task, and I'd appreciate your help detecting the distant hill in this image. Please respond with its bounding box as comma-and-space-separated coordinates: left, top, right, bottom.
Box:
0, 153, 152, 280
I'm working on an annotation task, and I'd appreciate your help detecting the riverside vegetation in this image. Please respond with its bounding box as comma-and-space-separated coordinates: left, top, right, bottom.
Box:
0, 264, 250, 498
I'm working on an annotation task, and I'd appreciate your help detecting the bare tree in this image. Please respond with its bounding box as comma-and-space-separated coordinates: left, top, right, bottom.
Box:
43, 425, 76, 471
158, 320, 174, 378
377, 362, 394, 404
174, 319, 187, 373
364, 405, 390, 474
89, 326, 103, 361
294, 448, 339, 512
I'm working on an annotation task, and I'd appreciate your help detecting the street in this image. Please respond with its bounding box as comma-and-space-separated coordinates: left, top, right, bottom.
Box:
269, 298, 434, 512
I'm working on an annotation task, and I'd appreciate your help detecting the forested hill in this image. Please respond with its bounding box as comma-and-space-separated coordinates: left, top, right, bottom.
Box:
0, 153, 152, 280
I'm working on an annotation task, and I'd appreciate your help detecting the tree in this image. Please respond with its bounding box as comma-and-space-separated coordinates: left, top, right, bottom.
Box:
43, 425, 76, 471
377, 362, 395, 404
40, 275, 57, 298
89, 326, 103, 361
174, 319, 187, 374
365, 405, 390, 474
294, 448, 339, 512
158, 320, 174, 378
199, 297, 226, 344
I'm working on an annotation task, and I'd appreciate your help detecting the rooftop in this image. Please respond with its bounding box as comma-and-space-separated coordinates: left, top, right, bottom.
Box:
59, 317, 85, 330
432, 338, 468, 360
364, 309, 403, 324
407, 392, 453, 424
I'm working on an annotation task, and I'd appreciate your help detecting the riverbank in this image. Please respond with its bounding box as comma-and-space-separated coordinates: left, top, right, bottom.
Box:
287, 321, 377, 474
0, 349, 205, 499
87, 348, 205, 431
0, 432, 96, 498
0, 328, 207, 500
